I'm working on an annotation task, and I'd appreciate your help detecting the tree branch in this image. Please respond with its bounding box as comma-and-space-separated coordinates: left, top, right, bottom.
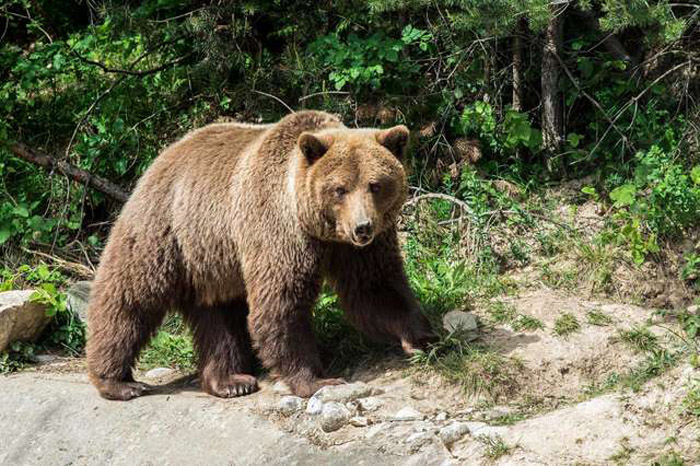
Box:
10, 143, 129, 203
72, 52, 192, 76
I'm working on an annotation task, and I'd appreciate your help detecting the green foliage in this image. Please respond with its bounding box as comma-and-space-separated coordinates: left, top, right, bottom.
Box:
618, 326, 660, 353
0, 264, 85, 372
681, 379, 700, 417
309, 25, 431, 92
140, 331, 196, 371
553, 313, 580, 337
410, 337, 523, 401
0, 341, 36, 374
586, 308, 613, 327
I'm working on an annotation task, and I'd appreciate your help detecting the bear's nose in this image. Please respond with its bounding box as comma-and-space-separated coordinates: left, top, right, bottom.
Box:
353, 221, 373, 241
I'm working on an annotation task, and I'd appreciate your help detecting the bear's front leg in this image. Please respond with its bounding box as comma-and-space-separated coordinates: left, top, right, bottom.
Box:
326, 230, 434, 353
245, 258, 344, 398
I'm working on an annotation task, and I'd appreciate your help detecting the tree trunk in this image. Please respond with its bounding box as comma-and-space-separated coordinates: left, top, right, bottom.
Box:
512, 18, 526, 112
541, 7, 565, 168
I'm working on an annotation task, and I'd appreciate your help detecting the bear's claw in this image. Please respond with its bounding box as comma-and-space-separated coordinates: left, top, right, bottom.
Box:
203, 374, 259, 398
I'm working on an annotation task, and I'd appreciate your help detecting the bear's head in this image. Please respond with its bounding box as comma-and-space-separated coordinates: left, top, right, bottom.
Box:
295, 125, 409, 247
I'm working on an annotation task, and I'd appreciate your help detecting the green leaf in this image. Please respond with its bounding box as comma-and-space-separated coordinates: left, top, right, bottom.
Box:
581, 186, 597, 196
610, 184, 636, 207
0, 227, 11, 245
567, 133, 583, 148
691, 166, 700, 184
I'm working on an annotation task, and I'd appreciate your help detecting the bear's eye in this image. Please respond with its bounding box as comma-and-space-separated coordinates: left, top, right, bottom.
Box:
335, 187, 347, 198
369, 182, 381, 194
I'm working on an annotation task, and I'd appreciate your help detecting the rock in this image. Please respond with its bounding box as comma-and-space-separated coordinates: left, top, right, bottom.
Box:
311, 382, 382, 404
277, 396, 304, 416
439, 422, 470, 446
349, 416, 369, 427
688, 304, 699, 314
435, 412, 448, 422
391, 407, 424, 421
357, 396, 384, 412
0, 290, 50, 352
65, 281, 91, 322
272, 381, 292, 395
305, 396, 324, 415
320, 402, 351, 432
34, 354, 57, 364
442, 311, 478, 334
404, 432, 434, 453
144, 367, 175, 379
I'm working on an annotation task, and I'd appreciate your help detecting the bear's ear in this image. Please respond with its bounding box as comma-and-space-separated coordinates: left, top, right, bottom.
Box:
298, 132, 331, 165
376, 125, 410, 160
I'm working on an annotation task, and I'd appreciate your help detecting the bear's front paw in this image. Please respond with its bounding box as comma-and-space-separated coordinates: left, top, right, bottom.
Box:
202, 374, 259, 398
289, 377, 347, 398
95, 379, 152, 401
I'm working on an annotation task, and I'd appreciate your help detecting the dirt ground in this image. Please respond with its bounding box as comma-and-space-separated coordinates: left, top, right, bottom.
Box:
2, 288, 698, 465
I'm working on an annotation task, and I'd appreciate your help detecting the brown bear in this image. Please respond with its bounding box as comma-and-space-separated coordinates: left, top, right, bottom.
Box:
86, 110, 433, 400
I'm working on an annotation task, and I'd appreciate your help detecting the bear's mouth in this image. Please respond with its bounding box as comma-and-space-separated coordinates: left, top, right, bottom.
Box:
350, 233, 374, 248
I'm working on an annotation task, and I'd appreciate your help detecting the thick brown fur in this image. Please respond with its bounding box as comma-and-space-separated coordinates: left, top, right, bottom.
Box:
86, 110, 432, 400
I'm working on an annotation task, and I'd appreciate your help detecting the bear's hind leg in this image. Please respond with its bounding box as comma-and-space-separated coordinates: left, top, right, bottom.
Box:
184, 301, 258, 398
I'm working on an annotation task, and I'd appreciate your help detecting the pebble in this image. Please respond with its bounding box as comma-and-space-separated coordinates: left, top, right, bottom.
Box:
438, 422, 470, 446
311, 382, 382, 404
320, 402, 351, 432
34, 354, 57, 364
277, 396, 304, 415
349, 416, 369, 427
357, 396, 384, 412
391, 406, 424, 421
305, 396, 324, 415
435, 412, 448, 422
144, 367, 175, 379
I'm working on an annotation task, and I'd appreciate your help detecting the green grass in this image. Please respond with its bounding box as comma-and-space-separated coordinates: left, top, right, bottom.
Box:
411, 337, 523, 401
618, 326, 660, 353
140, 330, 196, 371
487, 301, 518, 324
681, 379, 700, 417
586, 308, 613, 326
511, 314, 544, 331
479, 435, 513, 460
652, 451, 687, 466
553, 312, 580, 337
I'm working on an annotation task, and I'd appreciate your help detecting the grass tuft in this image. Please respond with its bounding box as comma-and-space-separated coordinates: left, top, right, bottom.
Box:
553, 312, 580, 337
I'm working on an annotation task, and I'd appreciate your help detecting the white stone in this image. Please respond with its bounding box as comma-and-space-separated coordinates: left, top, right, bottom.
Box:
357, 396, 384, 412
439, 422, 470, 446
277, 396, 304, 415
144, 367, 175, 379
391, 407, 424, 421
320, 402, 351, 432
435, 412, 448, 422
305, 396, 324, 415
349, 416, 369, 427
311, 382, 382, 404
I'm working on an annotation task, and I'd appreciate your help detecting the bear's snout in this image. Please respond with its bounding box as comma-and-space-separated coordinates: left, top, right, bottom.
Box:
352, 220, 374, 246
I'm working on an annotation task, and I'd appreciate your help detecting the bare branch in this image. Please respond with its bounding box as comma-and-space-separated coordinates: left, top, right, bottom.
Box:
10, 143, 129, 203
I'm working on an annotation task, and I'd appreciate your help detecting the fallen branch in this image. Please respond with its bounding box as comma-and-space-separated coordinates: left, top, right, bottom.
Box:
21, 247, 94, 279
404, 192, 474, 216
10, 143, 129, 203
